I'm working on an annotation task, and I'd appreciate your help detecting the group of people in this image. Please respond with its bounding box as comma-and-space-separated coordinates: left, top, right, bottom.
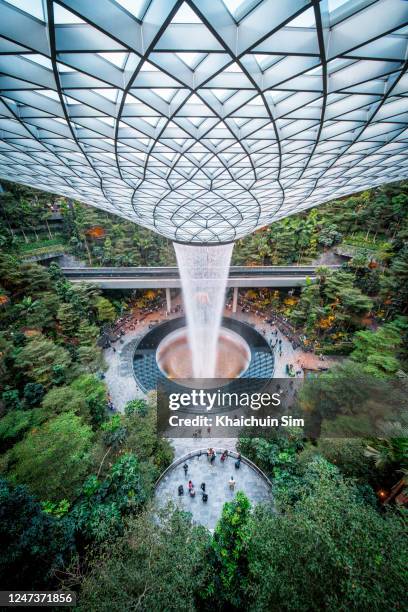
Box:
169, 304, 183, 314
207, 449, 242, 470
271, 335, 283, 356
187, 480, 207, 501
179, 465, 209, 502
207, 448, 217, 464
178, 452, 243, 503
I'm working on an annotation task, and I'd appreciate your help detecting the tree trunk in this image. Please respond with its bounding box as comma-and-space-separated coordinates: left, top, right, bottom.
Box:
46, 218, 53, 239
384, 477, 405, 505
83, 237, 93, 265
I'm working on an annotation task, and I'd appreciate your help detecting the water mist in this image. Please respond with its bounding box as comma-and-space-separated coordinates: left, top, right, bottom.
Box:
174, 242, 234, 378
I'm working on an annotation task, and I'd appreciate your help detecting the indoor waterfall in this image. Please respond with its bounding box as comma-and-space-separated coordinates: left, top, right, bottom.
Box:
174, 242, 234, 379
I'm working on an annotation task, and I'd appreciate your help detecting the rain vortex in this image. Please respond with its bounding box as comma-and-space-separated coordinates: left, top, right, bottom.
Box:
174, 243, 233, 379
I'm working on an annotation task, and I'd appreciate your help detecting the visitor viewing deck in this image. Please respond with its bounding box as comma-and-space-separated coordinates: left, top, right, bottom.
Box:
62, 265, 341, 289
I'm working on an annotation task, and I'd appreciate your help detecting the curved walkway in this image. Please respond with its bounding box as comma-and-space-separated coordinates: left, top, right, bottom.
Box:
103, 299, 338, 459
155, 449, 272, 530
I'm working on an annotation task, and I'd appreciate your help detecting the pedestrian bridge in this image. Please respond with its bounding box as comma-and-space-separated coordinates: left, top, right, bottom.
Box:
62, 265, 341, 313
62, 265, 340, 290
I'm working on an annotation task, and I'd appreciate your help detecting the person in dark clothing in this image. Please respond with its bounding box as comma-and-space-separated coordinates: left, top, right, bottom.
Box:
178, 485, 184, 496
200, 482, 206, 492
183, 463, 188, 476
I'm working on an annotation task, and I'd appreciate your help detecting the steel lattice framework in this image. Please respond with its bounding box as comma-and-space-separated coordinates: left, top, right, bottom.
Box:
0, 0, 408, 243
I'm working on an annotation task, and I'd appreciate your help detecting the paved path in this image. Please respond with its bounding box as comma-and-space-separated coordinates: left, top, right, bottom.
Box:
103, 329, 143, 411
103, 304, 181, 412
102, 299, 340, 529
103, 300, 337, 459
155, 451, 272, 530
232, 308, 301, 377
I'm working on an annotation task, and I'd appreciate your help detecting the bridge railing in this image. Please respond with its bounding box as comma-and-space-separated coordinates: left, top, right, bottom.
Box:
155, 447, 273, 491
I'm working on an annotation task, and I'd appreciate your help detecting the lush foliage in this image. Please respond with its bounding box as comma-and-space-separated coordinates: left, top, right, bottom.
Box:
204, 491, 252, 608
78, 460, 407, 611
246, 459, 407, 611
5, 412, 94, 501
1, 180, 407, 608
78, 509, 210, 612
60, 198, 175, 267
0, 251, 173, 592
232, 182, 408, 359
0, 478, 74, 589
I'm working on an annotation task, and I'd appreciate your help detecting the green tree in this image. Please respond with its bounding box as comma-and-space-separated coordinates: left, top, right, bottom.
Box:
70, 374, 107, 428
78, 508, 209, 611
365, 437, 408, 472
246, 458, 407, 611
57, 302, 80, 337
317, 224, 342, 247
41, 385, 88, 421
298, 438, 378, 485
238, 433, 304, 480
14, 334, 71, 388
0, 409, 43, 452
1, 388, 21, 411
16, 293, 59, 331
23, 382, 45, 407
76, 345, 105, 373
7, 412, 93, 501
58, 283, 99, 320
351, 318, 407, 377
122, 397, 173, 473
0, 478, 74, 589
76, 319, 99, 346
381, 246, 408, 316
71, 454, 148, 543
125, 398, 148, 417
205, 492, 252, 609
95, 297, 116, 323
298, 360, 406, 437
0, 256, 51, 298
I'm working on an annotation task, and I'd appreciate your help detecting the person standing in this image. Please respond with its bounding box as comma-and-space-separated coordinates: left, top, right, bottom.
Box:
183, 463, 188, 477
228, 476, 236, 491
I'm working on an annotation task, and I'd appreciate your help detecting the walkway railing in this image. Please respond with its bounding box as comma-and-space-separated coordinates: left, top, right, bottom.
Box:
155, 447, 272, 491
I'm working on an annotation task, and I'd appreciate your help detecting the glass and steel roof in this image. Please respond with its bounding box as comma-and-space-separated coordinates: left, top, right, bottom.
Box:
0, 0, 407, 243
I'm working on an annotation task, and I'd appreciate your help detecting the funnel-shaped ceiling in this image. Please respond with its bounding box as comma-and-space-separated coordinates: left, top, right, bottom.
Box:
0, 0, 407, 243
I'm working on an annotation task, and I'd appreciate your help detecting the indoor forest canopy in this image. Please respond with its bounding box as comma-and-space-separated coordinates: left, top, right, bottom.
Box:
0, 0, 407, 610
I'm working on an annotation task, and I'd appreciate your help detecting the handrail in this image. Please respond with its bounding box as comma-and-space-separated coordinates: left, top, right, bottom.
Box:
155, 447, 272, 491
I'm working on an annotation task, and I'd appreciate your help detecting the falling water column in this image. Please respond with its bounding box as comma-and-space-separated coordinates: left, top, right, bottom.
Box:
174, 242, 233, 379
